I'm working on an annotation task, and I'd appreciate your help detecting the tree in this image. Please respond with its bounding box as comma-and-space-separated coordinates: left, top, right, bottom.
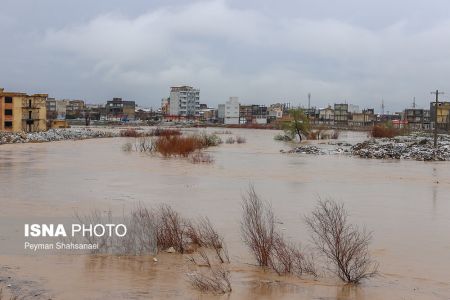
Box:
305, 199, 378, 283
283, 108, 310, 142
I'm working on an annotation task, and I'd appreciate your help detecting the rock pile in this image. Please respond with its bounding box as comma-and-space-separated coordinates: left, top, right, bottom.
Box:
0, 129, 119, 145
351, 134, 450, 161
288, 145, 325, 155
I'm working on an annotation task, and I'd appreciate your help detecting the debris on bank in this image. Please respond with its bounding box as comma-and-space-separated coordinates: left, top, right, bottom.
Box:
286, 145, 326, 155
0, 129, 118, 145
351, 134, 450, 161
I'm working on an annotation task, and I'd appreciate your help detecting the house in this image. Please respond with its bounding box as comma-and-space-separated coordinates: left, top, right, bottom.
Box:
0, 88, 47, 132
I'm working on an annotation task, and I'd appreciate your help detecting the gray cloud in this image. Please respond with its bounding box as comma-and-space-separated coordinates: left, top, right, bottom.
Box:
2, 0, 450, 111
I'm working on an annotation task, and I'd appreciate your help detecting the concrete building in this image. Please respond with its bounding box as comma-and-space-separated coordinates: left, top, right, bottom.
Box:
161, 97, 170, 116
169, 86, 200, 117
66, 100, 85, 118
430, 101, 450, 130
106, 98, 136, 121
334, 103, 349, 125
319, 105, 334, 124
349, 109, 376, 127
239, 105, 268, 124
224, 97, 240, 125
404, 108, 431, 130
217, 104, 225, 123
0, 88, 47, 132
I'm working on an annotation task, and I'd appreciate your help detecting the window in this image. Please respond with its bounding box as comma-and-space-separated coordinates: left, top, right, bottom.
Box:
4, 121, 12, 128
5, 109, 12, 116
5, 97, 12, 103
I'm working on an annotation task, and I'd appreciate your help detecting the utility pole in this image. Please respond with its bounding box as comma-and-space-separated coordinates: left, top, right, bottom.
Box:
308, 93, 311, 111
431, 90, 444, 148
413, 97, 416, 108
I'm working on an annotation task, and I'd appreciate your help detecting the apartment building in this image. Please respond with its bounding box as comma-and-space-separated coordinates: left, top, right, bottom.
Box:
334, 103, 349, 125
105, 97, 136, 121
404, 108, 431, 130
430, 101, 450, 130
224, 97, 240, 125
169, 86, 200, 117
0, 88, 47, 132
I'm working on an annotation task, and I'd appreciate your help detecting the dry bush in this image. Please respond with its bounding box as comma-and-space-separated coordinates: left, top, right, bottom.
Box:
305, 199, 378, 283
120, 128, 141, 137
119, 204, 158, 255
0, 289, 19, 300
187, 251, 232, 294
134, 137, 153, 152
74, 206, 157, 255
225, 137, 235, 144
156, 204, 187, 253
241, 185, 275, 267
195, 217, 229, 263
122, 142, 133, 152
331, 130, 340, 139
150, 128, 181, 136
189, 151, 214, 164
307, 131, 319, 140
269, 234, 317, 277
371, 124, 399, 138
74, 210, 114, 254
154, 135, 202, 157
236, 136, 246, 144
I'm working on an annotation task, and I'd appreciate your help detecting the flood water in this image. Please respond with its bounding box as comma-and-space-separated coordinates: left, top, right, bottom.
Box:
0, 128, 449, 299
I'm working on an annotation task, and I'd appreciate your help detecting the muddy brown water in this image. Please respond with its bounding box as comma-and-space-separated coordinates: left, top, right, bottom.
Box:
0, 128, 449, 299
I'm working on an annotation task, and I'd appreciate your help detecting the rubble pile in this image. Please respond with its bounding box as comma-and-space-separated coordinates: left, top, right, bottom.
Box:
288, 145, 326, 155
351, 134, 450, 161
0, 129, 119, 145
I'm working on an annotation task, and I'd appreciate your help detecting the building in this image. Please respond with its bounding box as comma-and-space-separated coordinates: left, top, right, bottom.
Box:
66, 100, 85, 119
105, 98, 136, 121
224, 97, 240, 125
46, 98, 57, 120
349, 109, 376, 127
0, 88, 47, 132
169, 86, 200, 117
430, 101, 450, 131
334, 103, 349, 125
404, 108, 431, 130
217, 104, 225, 123
319, 106, 334, 124
239, 105, 268, 124
161, 98, 170, 116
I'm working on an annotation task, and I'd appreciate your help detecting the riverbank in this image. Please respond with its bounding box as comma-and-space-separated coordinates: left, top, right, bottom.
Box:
0, 129, 118, 145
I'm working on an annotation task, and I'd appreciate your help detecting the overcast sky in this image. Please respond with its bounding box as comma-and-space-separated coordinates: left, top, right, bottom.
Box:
1, 0, 450, 112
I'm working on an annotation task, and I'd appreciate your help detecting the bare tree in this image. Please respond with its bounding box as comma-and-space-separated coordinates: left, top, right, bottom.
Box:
305, 199, 378, 283
240, 185, 275, 267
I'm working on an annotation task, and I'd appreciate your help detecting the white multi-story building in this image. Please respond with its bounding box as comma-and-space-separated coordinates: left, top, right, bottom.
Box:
224, 97, 240, 125
169, 86, 200, 116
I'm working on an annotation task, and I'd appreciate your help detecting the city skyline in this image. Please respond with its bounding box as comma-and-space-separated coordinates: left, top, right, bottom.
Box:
2, 0, 450, 110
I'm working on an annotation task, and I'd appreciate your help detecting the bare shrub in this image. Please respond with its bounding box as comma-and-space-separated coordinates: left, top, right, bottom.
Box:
134, 137, 153, 152
189, 151, 214, 164
197, 217, 229, 263
73, 206, 157, 255
331, 130, 340, 139
241, 185, 275, 267
120, 128, 141, 137
236, 136, 246, 144
269, 234, 317, 277
74, 210, 114, 254
156, 204, 187, 253
225, 137, 235, 144
187, 251, 232, 294
119, 204, 157, 255
122, 142, 133, 152
305, 199, 378, 283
